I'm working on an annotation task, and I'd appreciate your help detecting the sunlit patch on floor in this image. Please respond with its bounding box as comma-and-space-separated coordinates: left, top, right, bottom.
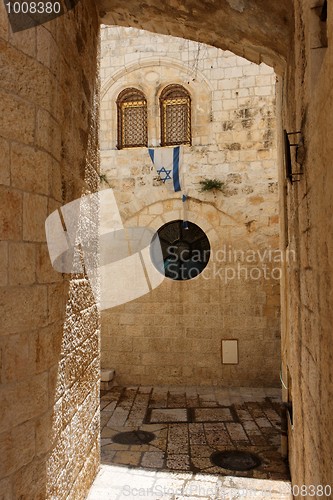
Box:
88, 465, 292, 499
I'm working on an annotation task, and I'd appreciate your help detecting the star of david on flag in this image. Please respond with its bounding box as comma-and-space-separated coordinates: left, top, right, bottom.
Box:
157, 167, 172, 182
148, 146, 189, 229
148, 146, 182, 192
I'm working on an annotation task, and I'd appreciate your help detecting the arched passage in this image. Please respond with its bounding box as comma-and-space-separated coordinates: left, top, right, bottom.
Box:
97, 0, 292, 72
1, 0, 333, 496
95, 2, 333, 493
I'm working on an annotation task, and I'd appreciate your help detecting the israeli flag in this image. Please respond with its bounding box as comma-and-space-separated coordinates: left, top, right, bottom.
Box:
148, 146, 182, 192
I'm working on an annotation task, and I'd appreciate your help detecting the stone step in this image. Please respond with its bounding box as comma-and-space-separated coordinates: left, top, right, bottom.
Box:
100, 368, 116, 390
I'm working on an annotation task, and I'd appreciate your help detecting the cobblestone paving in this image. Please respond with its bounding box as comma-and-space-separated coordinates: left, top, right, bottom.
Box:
88, 387, 292, 499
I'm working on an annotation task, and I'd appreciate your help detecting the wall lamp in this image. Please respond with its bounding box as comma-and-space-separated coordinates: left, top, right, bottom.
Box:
284, 130, 304, 183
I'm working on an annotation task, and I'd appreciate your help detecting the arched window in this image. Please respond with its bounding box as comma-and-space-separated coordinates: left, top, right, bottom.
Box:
160, 85, 191, 146
117, 88, 148, 149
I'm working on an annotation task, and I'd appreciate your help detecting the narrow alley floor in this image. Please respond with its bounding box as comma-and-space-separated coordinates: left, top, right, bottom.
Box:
88, 386, 292, 499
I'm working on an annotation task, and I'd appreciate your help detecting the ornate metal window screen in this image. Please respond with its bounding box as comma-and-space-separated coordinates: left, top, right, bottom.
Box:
160, 85, 191, 146
117, 88, 148, 149
150, 220, 210, 281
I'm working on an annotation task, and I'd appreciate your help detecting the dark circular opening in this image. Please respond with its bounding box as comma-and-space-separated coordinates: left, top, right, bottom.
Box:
210, 450, 261, 471
150, 220, 210, 281
112, 430, 156, 445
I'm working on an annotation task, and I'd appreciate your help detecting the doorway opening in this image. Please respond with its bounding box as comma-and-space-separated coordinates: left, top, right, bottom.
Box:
93, 25, 289, 498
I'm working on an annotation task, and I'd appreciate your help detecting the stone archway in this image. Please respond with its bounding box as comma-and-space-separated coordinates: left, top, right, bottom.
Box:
97, 0, 291, 72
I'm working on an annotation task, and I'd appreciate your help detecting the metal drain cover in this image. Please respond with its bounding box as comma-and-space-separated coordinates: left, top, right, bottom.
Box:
112, 430, 155, 445
210, 450, 261, 471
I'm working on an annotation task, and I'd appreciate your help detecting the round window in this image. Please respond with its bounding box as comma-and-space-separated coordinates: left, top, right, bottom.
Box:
150, 220, 210, 281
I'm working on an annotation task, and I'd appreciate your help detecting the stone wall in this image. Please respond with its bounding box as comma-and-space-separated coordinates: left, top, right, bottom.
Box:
98, 0, 291, 73
99, 27, 281, 386
0, 2, 101, 498
280, 0, 333, 491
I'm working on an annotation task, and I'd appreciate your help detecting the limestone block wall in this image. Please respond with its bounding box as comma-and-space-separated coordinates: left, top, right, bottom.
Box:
97, 0, 291, 74
0, 2, 100, 498
99, 27, 281, 386
281, 0, 333, 490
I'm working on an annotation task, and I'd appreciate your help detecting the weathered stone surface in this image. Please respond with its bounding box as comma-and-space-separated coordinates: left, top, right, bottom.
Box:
279, 0, 333, 492
8, 242, 36, 285
0, 136, 10, 186
0, 373, 49, 432
36, 243, 63, 284
97, 0, 291, 71
1, 331, 36, 382
9, 24, 36, 58
12, 457, 47, 500
0, 477, 12, 500
68, 441, 100, 500
23, 193, 48, 242
35, 410, 56, 457
34, 324, 63, 374
93, 385, 289, 493
0, 187, 22, 240
0, 39, 57, 113
36, 108, 62, 161
0, 420, 35, 477
99, 27, 280, 386
0, 242, 8, 286
47, 283, 68, 324
0, 0, 100, 498
0, 2, 8, 41
11, 143, 50, 195
0, 286, 47, 335
0, 88, 35, 145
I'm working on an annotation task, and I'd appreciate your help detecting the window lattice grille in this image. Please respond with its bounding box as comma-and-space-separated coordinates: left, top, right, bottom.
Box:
160, 85, 191, 146
117, 88, 147, 149
150, 220, 210, 281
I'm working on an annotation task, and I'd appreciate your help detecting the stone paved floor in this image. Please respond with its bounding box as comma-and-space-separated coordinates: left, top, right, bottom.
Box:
88, 386, 292, 499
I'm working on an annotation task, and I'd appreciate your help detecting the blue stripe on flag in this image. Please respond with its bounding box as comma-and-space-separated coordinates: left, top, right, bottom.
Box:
173, 146, 181, 192
182, 194, 188, 229
148, 149, 154, 163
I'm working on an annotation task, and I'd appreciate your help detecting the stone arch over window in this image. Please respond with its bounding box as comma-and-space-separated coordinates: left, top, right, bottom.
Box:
100, 60, 212, 150
160, 84, 191, 146
117, 88, 148, 149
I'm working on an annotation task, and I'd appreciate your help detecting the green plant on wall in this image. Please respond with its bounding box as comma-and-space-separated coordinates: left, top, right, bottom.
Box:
99, 173, 113, 188
199, 178, 225, 192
